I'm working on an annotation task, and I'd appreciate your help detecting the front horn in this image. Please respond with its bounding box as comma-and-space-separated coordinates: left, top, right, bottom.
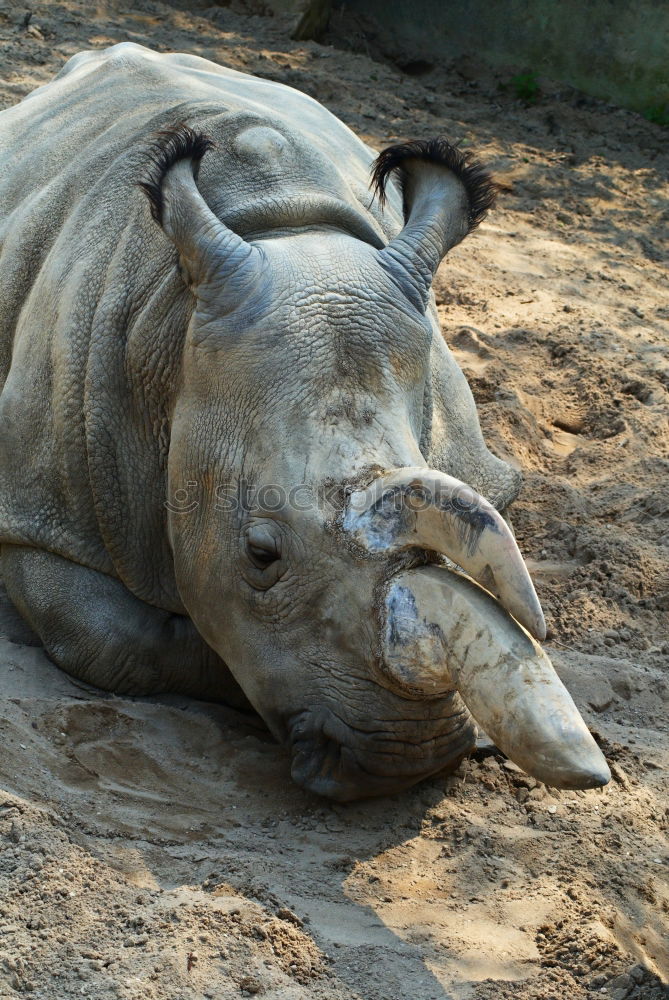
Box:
383, 566, 610, 790
372, 138, 496, 311
343, 467, 546, 641
140, 124, 264, 296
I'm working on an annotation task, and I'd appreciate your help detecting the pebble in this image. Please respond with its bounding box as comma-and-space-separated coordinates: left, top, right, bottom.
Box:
611, 675, 632, 700
628, 964, 646, 983
610, 762, 631, 789
239, 976, 262, 994
607, 973, 633, 998
589, 695, 614, 713
276, 906, 303, 927
123, 934, 148, 947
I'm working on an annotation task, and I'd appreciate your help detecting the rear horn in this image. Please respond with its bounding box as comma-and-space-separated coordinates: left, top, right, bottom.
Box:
343, 466, 545, 641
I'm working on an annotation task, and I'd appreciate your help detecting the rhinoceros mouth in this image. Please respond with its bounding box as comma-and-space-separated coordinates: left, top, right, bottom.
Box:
287, 701, 475, 801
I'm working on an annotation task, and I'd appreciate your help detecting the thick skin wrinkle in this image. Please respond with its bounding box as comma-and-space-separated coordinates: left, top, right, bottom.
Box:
289, 695, 475, 800
0, 44, 545, 801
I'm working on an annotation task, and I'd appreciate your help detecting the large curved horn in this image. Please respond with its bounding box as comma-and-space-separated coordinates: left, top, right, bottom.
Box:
140, 125, 263, 295
372, 139, 496, 310
344, 467, 546, 641
383, 566, 610, 790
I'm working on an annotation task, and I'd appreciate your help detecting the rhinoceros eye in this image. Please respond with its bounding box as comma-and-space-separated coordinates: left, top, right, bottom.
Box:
244, 524, 282, 574
248, 540, 278, 569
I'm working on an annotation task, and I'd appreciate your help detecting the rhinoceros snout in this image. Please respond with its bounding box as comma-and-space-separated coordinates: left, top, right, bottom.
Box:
287, 701, 475, 801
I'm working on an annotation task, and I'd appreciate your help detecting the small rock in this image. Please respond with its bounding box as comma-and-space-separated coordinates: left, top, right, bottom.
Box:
503, 760, 523, 774
628, 964, 646, 984
276, 906, 303, 927
610, 762, 631, 789
239, 975, 263, 995
588, 695, 614, 713
607, 973, 633, 999
123, 934, 148, 947
611, 676, 632, 700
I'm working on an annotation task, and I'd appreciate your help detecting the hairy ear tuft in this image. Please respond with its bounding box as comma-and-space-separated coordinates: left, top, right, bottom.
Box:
139, 124, 215, 225
370, 137, 497, 232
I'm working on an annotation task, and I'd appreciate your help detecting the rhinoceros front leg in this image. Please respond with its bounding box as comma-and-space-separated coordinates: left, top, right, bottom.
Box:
1, 544, 249, 706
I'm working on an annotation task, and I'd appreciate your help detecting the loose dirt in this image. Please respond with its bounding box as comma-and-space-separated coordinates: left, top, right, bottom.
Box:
0, 1, 667, 998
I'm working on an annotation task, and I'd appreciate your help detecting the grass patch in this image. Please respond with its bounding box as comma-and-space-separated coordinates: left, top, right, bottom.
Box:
510, 72, 540, 103
643, 103, 669, 126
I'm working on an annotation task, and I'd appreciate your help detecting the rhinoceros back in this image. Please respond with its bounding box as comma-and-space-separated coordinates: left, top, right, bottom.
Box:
0, 43, 400, 611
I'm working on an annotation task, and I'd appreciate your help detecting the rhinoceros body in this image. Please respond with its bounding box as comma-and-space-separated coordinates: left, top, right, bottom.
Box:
0, 43, 609, 799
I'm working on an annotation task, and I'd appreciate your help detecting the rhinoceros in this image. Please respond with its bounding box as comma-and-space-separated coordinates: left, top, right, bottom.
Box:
0, 43, 609, 800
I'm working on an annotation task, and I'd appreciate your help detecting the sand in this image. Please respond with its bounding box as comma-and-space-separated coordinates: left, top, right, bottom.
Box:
0, 1, 667, 997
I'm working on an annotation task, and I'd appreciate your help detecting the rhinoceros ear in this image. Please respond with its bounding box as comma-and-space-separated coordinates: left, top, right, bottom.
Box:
139, 125, 263, 297
372, 139, 496, 310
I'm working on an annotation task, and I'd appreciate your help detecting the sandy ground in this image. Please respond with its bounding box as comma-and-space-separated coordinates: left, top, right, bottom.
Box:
0, 1, 668, 998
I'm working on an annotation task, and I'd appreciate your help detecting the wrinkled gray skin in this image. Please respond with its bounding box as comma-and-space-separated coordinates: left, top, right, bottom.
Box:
0, 44, 606, 800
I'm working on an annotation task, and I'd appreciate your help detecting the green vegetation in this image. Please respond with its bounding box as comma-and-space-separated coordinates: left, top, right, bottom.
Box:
643, 103, 669, 126
510, 72, 540, 103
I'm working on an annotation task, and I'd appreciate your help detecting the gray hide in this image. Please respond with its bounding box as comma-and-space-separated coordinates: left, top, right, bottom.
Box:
0, 44, 608, 799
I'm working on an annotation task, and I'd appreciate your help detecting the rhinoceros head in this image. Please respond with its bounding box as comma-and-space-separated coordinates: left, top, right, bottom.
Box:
140, 127, 609, 800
